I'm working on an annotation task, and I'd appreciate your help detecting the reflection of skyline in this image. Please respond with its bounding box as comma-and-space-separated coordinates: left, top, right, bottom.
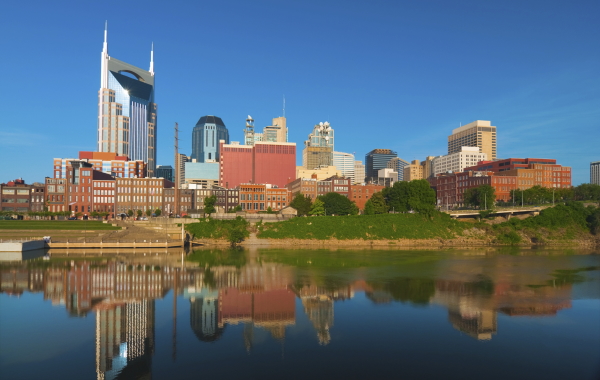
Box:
0, 252, 593, 366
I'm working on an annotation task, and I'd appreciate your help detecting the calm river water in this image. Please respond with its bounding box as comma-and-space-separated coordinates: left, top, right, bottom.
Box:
1, 247, 599, 380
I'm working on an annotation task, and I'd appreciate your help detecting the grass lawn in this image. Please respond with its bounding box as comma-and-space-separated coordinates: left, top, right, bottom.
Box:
0, 220, 120, 230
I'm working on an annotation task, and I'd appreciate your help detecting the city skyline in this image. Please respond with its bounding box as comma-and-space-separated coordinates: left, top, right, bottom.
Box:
0, 1, 598, 185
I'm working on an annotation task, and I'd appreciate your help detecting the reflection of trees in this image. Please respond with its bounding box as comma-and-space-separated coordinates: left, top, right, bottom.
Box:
187, 248, 247, 268
367, 278, 436, 305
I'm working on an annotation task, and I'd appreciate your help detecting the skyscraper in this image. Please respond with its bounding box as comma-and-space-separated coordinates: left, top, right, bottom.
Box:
387, 157, 409, 181
365, 149, 397, 181
97, 23, 157, 176
448, 120, 496, 161
303, 122, 334, 169
333, 151, 355, 183
191, 116, 229, 162
591, 161, 600, 185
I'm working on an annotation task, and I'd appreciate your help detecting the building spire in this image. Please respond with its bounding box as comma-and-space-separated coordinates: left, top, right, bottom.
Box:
103, 20, 108, 54
149, 42, 154, 75
100, 21, 109, 89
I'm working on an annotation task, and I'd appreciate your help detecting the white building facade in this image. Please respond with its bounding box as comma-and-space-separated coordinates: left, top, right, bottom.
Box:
333, 151, 355, 183
432, 146, 487, 177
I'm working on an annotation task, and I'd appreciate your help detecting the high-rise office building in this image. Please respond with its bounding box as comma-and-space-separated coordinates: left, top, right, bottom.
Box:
333, 151, 355, 183
97, 24, 157, 176
387, 157, 410, 181
448, 120, 496, 161
354, 161, 366, 184
591, 161, 600, 185
191, 116, 229, 162
365, 149, 397, 181
263, 116, 287, 143
155, 165, 173, 182
303, 122, 334, 169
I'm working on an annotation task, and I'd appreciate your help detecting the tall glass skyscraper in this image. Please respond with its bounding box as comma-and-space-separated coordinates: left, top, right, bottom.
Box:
365, 149, 397, 180
97, 24, 157, 176
191, 116, 229, 162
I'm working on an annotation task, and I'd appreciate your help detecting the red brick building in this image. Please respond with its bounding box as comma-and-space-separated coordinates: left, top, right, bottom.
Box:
45, 177, 67, 213
466, 158, 571, 189
238, 184, 291, 213
350, 184, 385, 211
428, 171, 519, 208
1, 179, 45, 213
220, 141, 296, 189
53, 152, 146, 179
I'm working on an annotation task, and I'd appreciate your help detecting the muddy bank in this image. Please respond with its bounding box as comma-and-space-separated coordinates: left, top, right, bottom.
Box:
193, 234, 600, 248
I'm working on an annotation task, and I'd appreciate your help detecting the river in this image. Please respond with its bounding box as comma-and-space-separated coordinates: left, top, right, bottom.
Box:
1, 247, 599, 379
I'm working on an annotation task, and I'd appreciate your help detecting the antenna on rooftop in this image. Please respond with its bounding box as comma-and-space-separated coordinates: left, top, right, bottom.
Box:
283, 95, 286, 117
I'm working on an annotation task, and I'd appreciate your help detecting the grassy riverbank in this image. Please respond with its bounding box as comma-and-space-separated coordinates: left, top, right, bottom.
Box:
184, 202, 600, 246
258, 213, 463, 240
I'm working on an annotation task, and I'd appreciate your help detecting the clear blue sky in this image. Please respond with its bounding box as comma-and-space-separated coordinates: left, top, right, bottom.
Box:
1, 0, 598, 185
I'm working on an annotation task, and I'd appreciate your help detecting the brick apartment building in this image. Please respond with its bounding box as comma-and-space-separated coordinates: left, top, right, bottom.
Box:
1, 179, 45, 213
349, 183, 385, 211
53, 152, 146, 179
286, 175, 351, 199
238, 184, 291, 213
428, 171, 519, 208
466, 158, 571, 189
45, 177, 67, 213
115, 177, 174, 216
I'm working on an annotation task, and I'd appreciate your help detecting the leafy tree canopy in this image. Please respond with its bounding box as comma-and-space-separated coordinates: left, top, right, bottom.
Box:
204, 195, 217, 216
364, 191, 388, 215
290, 193, 312, 216
318, 192, 358, 216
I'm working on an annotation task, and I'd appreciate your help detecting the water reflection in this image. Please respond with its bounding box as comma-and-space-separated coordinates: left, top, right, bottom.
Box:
0, 248, 599, 379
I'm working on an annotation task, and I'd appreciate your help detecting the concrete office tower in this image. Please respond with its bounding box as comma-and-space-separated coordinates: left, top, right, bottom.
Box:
191, 116, 229, 162
592, 161, 600, 185
432, 146, 487, 177
175, 153, 189, 189
97, 23, 157, 176
404, 160, 424, 181
263, 117, 288, 142
303, 122, 334, 169
333, 152, 355, 183
365, 149, 397, 181
448, 120, 496, 161
155, 165, 173, 182
354, 161, 365, 184
387, 157, 410, 181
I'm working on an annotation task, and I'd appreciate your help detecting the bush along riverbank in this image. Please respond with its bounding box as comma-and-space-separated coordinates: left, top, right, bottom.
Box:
186, 203, 600, 247
489, 201, 600, 245
185, 217, 249, 246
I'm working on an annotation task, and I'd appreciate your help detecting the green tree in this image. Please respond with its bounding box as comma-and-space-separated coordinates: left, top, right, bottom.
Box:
464, 184, 496, 209
290, 193, 312, 216
155, 208, 162, 217
204, 195, 217, 216
127, 209, 134, 217
309, 198, 325, 216
364, 191, 388, 215
318, 192, 358, 215
383, 180, 436, 215
574, 183, 600, 201
266, 206, 275, 214
136, 210, 142, 218
145, 209, 152, 217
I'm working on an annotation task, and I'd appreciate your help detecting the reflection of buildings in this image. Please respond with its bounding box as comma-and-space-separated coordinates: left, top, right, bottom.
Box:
188, 288, 224, 342
184, 263, 296, 349
294, 284, 353, 345
96, 300, 154, 380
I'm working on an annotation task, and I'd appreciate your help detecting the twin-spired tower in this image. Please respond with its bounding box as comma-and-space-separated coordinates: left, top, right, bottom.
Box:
97, 23, 157, 176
